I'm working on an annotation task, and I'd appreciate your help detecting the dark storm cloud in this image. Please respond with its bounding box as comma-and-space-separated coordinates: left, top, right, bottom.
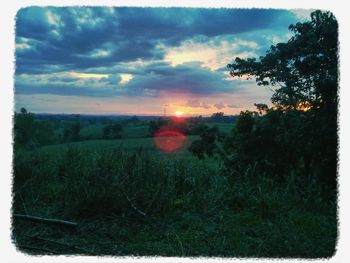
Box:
15, 7, 297, 75
122, 62, 240, 96
15, 62, 243, 97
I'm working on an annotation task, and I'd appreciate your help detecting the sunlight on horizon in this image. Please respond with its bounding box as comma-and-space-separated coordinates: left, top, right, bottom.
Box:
175, 111, 184, 117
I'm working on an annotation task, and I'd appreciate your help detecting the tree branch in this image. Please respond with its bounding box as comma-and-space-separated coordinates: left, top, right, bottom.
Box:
120, 190, 147, 217
13, 214, 78, 228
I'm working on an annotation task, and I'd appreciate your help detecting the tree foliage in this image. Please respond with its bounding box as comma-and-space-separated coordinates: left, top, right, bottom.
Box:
14, 107, 55, 148
189, 11, 338, 189
189, 125, 221, 159
63, 123, 81, 142
228, 10, 338, 112
103, 123, 123, 139
225, 10, 338, 188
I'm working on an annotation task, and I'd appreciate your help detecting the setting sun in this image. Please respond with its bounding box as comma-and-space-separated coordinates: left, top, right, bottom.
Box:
175, 111, 184, 117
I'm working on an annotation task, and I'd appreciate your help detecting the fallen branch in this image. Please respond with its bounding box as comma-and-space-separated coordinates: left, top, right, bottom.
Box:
23, 234, 87, 253
13, 214, 78, 228
120, 191, 147, 217
18, 245, 58, 255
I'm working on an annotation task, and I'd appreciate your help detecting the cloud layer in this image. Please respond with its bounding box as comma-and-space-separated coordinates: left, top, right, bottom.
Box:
15, 7, 305, 114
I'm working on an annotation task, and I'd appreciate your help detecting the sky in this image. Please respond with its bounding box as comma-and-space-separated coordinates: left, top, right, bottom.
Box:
14, 7, 312, 116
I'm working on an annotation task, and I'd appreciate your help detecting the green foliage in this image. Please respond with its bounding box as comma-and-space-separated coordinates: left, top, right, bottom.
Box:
228, 10, 338, 111
224, 10, 338, 189
102, 123, 123, 139
189, 125, 221, 159
14, 108, 55, 148
148, 118, 168, 136
254, 103, 269, 115
35, 121, 55, 145
148, 117, 212, 137
210, 112, 224, 122
13, 146, 226, 219
63, 123, 81, 142
13, 144, 336, 257
234, 110, 256, 134
14, 108, 36, 148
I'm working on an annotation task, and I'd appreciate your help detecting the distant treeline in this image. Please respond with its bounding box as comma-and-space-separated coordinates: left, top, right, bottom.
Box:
13, 108, 236, 149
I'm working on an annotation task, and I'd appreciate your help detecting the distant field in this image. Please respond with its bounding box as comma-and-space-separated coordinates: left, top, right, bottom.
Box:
121, 124, 150, 138
79, 124, 103, 139
40, 135, 199, 156
206, 122, 234, 134
80, 124, 150, 140
79, 122, 234, 140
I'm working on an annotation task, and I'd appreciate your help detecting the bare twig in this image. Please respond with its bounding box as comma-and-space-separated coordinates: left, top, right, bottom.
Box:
173, 232, 185, 256
13, 214, 78, 228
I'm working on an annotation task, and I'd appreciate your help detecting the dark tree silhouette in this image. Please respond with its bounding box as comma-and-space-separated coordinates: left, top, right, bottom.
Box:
226, 10, 338, 188
228, 10, 338, 112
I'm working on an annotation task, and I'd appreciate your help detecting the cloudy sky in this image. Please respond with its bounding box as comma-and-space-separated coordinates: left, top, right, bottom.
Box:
15, 7, 312, 116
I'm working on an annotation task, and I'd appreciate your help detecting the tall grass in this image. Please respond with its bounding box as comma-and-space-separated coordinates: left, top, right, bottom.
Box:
12, 146, 337, 257
13, 147, 225, 218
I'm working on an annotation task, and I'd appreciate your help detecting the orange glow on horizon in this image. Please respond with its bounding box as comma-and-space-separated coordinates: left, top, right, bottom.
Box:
296, 101, 312, 112
175, 111, 184, 116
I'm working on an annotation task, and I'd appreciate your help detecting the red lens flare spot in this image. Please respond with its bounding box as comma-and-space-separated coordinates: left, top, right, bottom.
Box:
154, 130, 187, 152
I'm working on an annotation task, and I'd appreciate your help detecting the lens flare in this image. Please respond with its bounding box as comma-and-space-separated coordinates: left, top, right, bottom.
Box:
154, 130, 187, 152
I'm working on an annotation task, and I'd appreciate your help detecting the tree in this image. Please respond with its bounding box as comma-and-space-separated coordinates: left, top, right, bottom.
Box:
14, 107, 36, 148
254, 103, 269, 115
148, 118, 168, 136
228, 10, 337, 112
226, 10, 338, 188
14, 108, 56, 147
189, 125, 220, 159
103, 123, 123, 139
63, 123, 81, 142
210, 112, 225, 122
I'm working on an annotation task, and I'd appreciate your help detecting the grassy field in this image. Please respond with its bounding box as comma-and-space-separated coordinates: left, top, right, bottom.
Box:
206, 122, 235, 134
79, 122, 234, 140
80, 124, 150, 140
12, 120, 337, 258
39, 135, 199, 157
12, 138, 337, 258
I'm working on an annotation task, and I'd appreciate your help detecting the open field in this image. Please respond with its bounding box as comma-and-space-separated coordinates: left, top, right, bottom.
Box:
79, 122, 234, 140
206, 122, 235, 134
39, 135, 199, 156
80, 124, 151, 140
12, 139, 337, 257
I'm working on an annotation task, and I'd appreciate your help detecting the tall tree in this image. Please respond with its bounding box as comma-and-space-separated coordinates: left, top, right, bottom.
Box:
228, 10, 338, 112
14, 108, 36, 148
227, 10, 338, 188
